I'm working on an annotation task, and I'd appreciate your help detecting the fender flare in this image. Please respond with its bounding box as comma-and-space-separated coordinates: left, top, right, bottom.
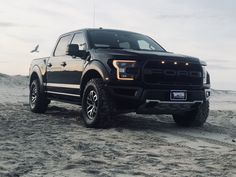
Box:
80, 60, 110, 92
29, 66, 44, 92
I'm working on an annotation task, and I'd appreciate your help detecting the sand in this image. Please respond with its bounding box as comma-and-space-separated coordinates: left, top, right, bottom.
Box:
0, 74, 235, 177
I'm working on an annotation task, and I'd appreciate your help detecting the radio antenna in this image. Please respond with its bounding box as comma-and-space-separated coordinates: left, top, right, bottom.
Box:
93, 0, 96, 27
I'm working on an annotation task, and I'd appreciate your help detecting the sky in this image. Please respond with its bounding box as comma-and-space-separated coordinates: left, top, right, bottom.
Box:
0, 0, 235, 90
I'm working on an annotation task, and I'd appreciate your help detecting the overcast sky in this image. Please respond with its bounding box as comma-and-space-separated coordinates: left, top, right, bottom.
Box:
0, 0, 235, 90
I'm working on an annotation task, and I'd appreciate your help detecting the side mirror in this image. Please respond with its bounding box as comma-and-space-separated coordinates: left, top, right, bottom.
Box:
66, 44, 79, 56
66, 44, 87, 58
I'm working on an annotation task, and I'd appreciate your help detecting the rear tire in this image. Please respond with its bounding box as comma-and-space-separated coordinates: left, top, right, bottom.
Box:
29, 79, 49, 113
81, 78, 115, 128
173, 101, 209, 127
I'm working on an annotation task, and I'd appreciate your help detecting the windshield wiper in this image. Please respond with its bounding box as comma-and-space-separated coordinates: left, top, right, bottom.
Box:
95, 46, 125, 50
137, 49, 166, 52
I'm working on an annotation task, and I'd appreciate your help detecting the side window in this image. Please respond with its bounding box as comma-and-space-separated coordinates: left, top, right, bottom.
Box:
71, 33, 86, 50
138, 40, 155, 50
54, 35, 73, 56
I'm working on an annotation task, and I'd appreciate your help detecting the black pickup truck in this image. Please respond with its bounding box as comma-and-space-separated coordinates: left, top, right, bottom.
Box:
29, 28, 211, 128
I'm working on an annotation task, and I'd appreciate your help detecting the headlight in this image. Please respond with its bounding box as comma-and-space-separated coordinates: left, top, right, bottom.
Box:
112, 60, 136, 80
202, 66, 208, 84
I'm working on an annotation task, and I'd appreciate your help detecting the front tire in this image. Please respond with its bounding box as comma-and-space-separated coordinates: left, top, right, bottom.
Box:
173, 101, 209, 127
29, 79, 48, 113
81, 78, 114, 128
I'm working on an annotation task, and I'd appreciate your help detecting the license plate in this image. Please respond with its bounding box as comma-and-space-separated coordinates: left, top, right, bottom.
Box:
170, 90, 187, 101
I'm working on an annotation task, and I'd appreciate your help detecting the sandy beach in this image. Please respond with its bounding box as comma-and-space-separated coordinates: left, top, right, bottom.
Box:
0, 73, 235, 177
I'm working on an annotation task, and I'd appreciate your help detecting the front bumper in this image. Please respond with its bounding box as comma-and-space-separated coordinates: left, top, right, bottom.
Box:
107, 86, 210, 114
136, 100, 202, 114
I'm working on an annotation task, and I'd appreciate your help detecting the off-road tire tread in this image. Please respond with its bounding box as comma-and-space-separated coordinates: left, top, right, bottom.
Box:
173, 101, 209, 127
82, 78, 115, 128
30, 80, 48, 113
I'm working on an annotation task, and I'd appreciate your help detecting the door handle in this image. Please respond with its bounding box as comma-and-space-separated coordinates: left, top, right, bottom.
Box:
61, 62, 67, 67
47, 63, 52, 67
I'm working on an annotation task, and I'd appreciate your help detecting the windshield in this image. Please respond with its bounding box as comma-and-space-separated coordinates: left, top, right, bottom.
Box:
87, 30, 166, 52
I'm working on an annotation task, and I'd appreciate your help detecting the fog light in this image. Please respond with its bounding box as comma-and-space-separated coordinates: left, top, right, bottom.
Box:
205, 90, 211, 98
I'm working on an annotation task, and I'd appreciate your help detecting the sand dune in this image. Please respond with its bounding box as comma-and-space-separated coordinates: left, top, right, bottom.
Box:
0, 74, 235, 177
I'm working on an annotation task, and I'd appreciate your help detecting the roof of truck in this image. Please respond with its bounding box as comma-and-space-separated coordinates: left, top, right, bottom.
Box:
60, 28, 143, 37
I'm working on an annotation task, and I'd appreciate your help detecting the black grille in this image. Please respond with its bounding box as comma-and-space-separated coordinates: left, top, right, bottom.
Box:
143, 60, 203, 86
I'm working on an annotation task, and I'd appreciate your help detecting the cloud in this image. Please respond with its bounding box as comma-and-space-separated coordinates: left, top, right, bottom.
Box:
30, 7, 66, 17
156, 14, 193, 19
208, 64, 236, 70
0, 22, 18, 27
207, 59, 231, 63
155, 13, 226, 20
0, 61, 9, 63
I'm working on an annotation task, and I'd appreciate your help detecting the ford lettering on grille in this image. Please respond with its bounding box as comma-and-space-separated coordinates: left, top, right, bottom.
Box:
143, 69, 202, 78
143, 60, 203, 85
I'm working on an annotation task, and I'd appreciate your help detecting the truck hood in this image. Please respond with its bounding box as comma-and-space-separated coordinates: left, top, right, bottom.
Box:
94, 49, 200, 63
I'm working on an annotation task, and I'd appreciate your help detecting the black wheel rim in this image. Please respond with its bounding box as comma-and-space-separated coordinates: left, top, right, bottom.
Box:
86, 90, 98, 120
30, 83, 37, 107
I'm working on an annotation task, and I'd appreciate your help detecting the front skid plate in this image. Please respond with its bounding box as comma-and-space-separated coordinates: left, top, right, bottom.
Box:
136, 101, 202, 114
